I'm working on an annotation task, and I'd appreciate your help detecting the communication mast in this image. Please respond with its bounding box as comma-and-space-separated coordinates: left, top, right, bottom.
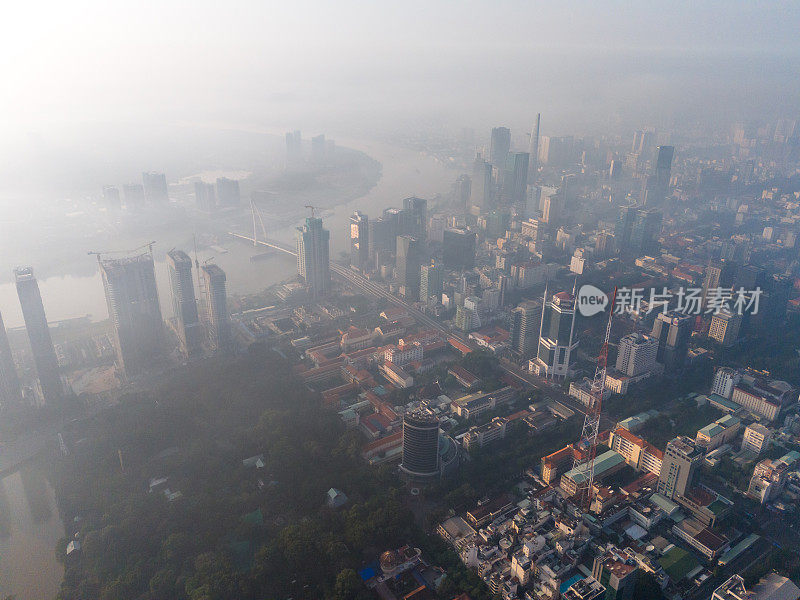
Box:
571, 286, 617, 510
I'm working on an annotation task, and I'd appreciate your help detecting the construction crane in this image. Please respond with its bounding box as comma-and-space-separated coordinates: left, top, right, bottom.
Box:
88, 241, 156, 262
571, 286, 617, 511
304, 205, 318, 218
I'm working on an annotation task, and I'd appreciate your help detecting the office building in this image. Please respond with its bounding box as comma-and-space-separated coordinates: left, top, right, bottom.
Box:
510, 300, 541, 358
194, 181, 216, 212
713, 574, 800, 600
310, 134, 326, 163
349, 211, 369, 270
14, 268, 62, 404
592, 553, 637, 600
527, 113, 540, 183
296, 217, 331, 297
615, 332, 658, 377
216, 177, 241, 206
502, 152, 529, 208
542, 190, 560, 226
629, 208, 662, 255
452, 175, 471, 212
100, 253, 164, 378
530, 290, 578, 378
539, 135, 575, 167
285, 130, 302, 167
709, 310, 742, 347
651, 311, 693, 371
403, 197, 427, 241
442, 228, 476, 270
489, 126, 511, 166
470, 158, 494, 212
711, 367, 740, 399
167, 250, 202, 359
427, 213, 447, 243
142, 171, 168, 203
741, 423, 772, 456
396, 235, 422, 301
103, 185, 121, 209
657, 436, 703, 499
201, 264, 230, 352
650, 145, 674, 205
0, 311, 21, 407
615, 204, 637, 250
367, 217, 392, 260
420, 262, 443, 303
400, 408, 440, 479
747, 451, 800, 504
122, 183, 145, 208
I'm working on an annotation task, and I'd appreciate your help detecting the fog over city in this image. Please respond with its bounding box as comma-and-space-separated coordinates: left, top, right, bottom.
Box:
2, 3, 800, 600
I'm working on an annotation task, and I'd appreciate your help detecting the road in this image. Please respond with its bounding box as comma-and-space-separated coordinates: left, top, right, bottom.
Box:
229, 232, 605, 426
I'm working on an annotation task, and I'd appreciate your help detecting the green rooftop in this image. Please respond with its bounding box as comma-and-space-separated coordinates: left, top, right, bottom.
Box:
563, 450, 625, 485
658, 547, 699, 581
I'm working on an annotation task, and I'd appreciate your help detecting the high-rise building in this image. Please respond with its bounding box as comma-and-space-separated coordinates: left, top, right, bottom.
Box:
194, 181, 216, 212
285, 130, 302, 167
367, 217, 392, 260
629, 208, 662, 255
310, 134, 326, 163
201, 264, 230, 352
708, 310, 742, 347
403, 197, 428, 241
420, 262, 443, 302
654, 145, 674, 194
0, 311, 21, 408
510, 300, 541, 358
489, 126, 511, 166
167, 250, 202, 359
651, 311, 693, 371
99, 253, 164, 378
615, 332, 658, 377
14, 268, 62, 404
615, 204, 637, 250
349, 211, 369, 270
396, 235, 422, 301
591, 552, 638, 600
123, 183, 145, 208
452, 174, 471, 212
102, 185, 121, 209
539, 135, 575, 167
216, 177, 241, 206
542, 191, 561, 227
531, 290, 578, 378
142, 171, 169, 203
470, 158, 494, 212
400, 408, 440, 479
382, 207, 408, 240
502, 152, 529, 208
427, 213, 447, 243
527, 114, 540, 184
296, 216, 331, 297
657, 436, 703, 499
442, 228, 476, 270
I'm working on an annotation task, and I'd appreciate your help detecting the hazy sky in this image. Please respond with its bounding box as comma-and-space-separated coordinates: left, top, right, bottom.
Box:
1, 1, 799, 163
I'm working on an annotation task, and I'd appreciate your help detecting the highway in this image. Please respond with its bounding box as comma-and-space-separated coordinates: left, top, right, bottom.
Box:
229, 232, 603, 425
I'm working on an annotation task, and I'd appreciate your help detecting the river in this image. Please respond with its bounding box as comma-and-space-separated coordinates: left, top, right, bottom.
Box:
0, 137, 456, 328
0, 134, 457, 598
0, 465, 65, 600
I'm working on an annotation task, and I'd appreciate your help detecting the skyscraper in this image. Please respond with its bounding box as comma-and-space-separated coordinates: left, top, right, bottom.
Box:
510, 300, 541, 358
489, 126, 511, 166
400, 408, 440, 479
502, 152, 529, 208
296, 216, 331, 297
402, 197, 428, 241
99, 253, 164, 378
644, 145, 674, 206
442, 228, 476, 270
142, 171, 169, 203
527, 114, 540, 184
651, 311, 693, 371
420, 262, 443, 303
194, 181, 216, 212
0, 311, 21, 408
530, 289, 578, 379
103, 185, 121, 209
123, 183, 145, 208
452, 175, 471, 212
285, 130, 302, 168
310, 134, 326, 163
615, 332, 658, 377
615, 204, 637, 250
167, 250, 202, 359
629, 208, 662, 255
14, 268, 62, 404
201, 264, 230, 352
396, 235, 422, 301
216, 177, 241, 206
367, 217, 392, 260
542, 191, 561, 227
657, 436, 702, 499
469, 158, 494, 212
349, 211, 369, 270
